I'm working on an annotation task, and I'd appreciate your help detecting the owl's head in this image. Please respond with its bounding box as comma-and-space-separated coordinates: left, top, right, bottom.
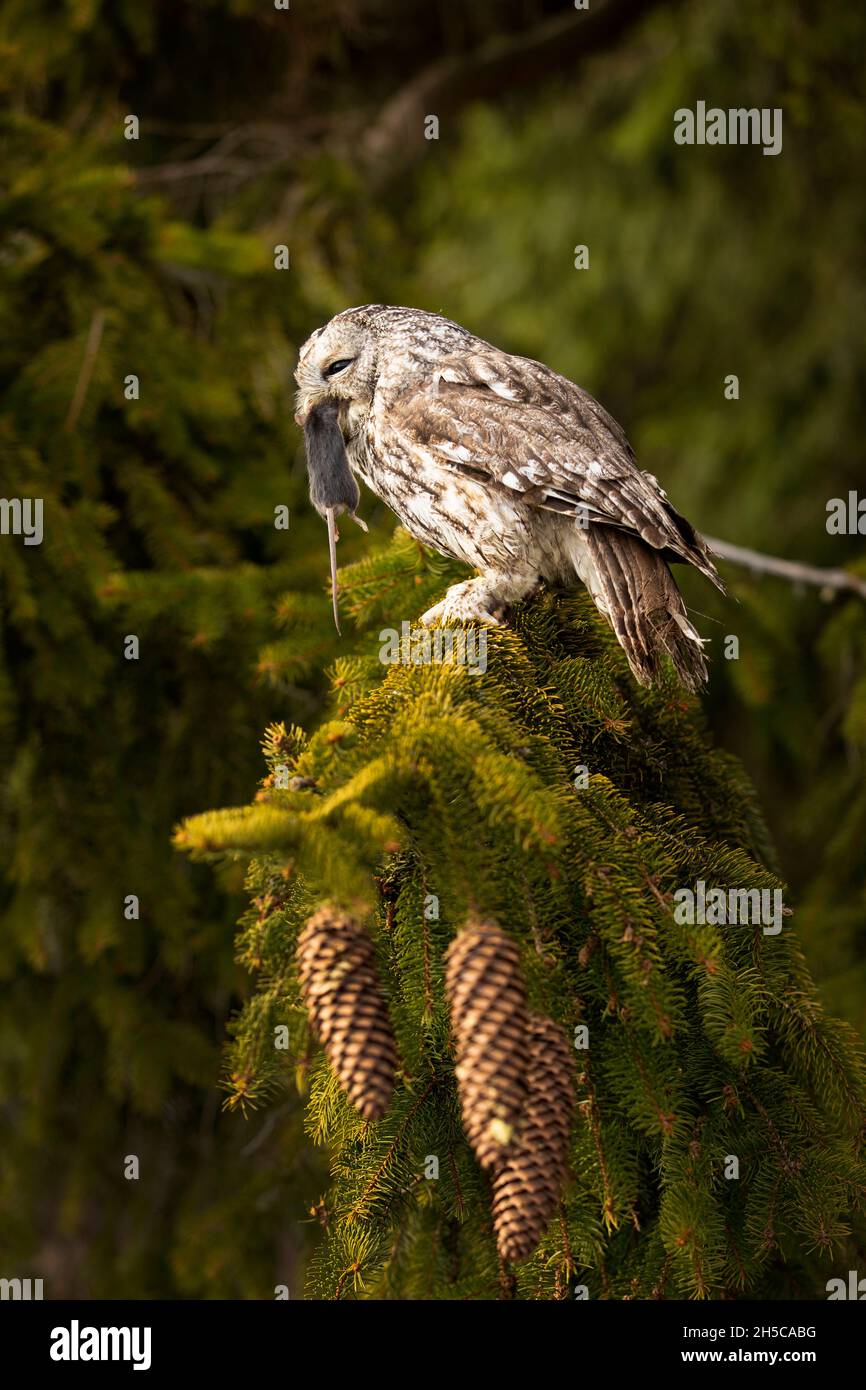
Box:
294, 306, 382, 426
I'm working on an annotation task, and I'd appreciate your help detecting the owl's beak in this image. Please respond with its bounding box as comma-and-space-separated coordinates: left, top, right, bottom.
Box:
294, 404, 310, 427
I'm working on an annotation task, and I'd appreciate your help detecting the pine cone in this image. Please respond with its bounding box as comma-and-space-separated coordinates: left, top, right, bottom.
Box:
297, 905, 397, 1120
492, 1013, 575, 1263
445, 919, 529, 1171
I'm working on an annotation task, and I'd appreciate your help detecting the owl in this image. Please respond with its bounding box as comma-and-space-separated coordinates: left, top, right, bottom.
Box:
294, 305, 723, 689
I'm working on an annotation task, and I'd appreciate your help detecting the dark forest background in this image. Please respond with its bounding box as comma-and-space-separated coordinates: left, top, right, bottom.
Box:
1, 0, 863, 1297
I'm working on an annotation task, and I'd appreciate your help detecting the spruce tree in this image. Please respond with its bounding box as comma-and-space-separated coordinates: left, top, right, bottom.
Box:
177, 531, 866, 1299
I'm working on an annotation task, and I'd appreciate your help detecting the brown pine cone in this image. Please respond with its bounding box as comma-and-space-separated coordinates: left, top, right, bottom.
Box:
297, 904, 398, 1120
445, 919, 529, 1171
492, 1013, 575, 1263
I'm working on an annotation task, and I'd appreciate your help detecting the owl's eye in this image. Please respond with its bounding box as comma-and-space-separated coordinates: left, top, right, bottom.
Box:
324, 357, 354, 378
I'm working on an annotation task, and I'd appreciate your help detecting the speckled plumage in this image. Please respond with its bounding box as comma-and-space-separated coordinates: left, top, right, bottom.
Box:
295, 305, 723, 689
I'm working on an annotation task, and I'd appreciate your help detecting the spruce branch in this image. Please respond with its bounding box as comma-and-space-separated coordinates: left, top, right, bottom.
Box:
177, 561, 866, 1297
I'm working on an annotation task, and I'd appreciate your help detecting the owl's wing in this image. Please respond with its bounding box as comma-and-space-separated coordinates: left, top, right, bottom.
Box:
380, 346, 722, 588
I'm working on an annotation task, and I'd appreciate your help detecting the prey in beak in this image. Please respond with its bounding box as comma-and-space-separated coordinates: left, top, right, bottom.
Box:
302, 401, 368, 634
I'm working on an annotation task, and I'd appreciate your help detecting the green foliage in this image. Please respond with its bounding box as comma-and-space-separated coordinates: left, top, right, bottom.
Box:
178, 534, 866, 1299
0, 73, 337, 1297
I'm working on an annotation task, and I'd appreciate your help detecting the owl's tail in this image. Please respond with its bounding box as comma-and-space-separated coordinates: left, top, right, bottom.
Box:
579, 529, 710, 691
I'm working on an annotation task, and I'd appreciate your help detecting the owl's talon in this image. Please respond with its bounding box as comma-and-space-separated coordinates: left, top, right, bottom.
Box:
420, 604, 501, 628
420, 579, 508, 628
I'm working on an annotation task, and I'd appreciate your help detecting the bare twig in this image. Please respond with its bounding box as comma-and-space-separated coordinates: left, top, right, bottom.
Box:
706, 536, 866, 601
132, 0, 674, 207
240, 1101, 292, 1157
64, 309, 106, 433
133, 119, 331, 190
362, 0, 678, 181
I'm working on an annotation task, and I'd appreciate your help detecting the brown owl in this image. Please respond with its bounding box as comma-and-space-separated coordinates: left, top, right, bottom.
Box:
294, 305, 723, 689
